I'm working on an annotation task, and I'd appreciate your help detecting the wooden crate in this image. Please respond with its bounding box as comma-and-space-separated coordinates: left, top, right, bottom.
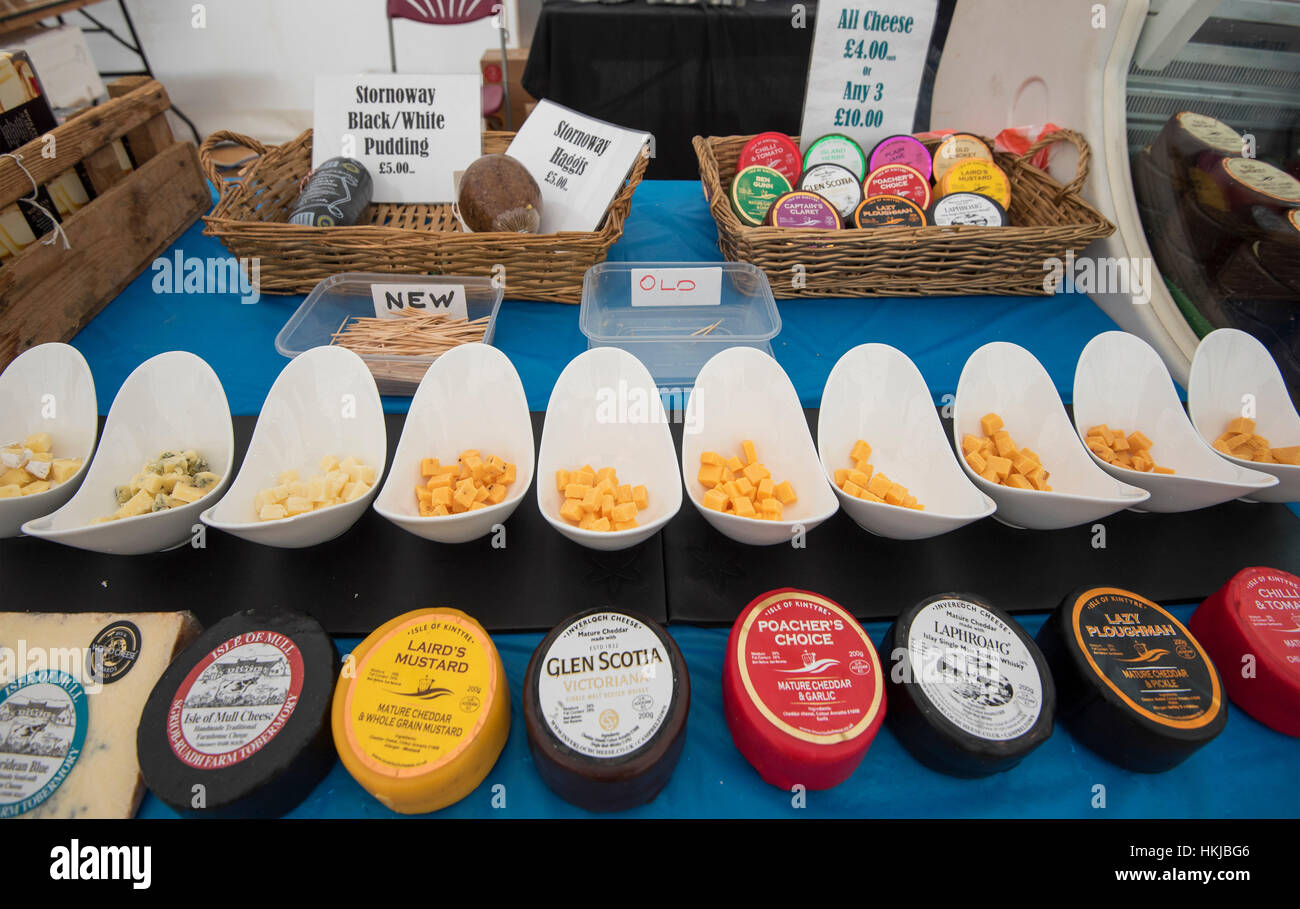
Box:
0, 76, 209, 369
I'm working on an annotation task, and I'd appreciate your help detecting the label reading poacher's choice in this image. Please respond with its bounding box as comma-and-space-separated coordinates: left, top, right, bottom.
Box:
538, 612, 673, 759
0, 671, 87, 817
908, 598, 1042, 741
736, 591, 882, 743
168, 633, 304, 769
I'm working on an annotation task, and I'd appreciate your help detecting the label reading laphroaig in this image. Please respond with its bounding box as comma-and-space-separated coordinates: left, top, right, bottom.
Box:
737, 592, 882, 744
539, 612, 672, 759
0, 671, 87, 817
1071, 588, 1221, 728
346, 613, 495, 777
908, 598, 1042, 741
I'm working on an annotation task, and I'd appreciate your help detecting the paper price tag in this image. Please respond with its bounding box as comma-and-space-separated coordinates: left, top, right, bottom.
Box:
313, 73, 481, 203
630, 267, 722, 307
371, 283, 468, 320
798, 2, 938, 154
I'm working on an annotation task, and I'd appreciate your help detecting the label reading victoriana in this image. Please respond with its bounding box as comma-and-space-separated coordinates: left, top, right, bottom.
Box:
908, 598, 1041, 741
1238, 570, 1300, 679
0, 671, 87, 817
168, 632, 304, 769
347, 613, 495, 777
1071, 589, 1221, 728
538, 613, 672, 759
737, 592, 882, 743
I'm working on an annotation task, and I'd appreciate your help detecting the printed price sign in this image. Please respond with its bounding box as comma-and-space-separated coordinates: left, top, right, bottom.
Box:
370, 283, 468, 320
630, 267, 722, 307
798, 2, 938, 154
313, 73, 481, 203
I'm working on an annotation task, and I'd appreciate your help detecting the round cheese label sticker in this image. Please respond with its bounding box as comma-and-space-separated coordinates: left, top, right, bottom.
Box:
1176, 112, 1243, 156
1070, 588, 1222, 729
168, 631, 304, 769
1224, 158, 1300, 203
346, 612, 496, 778
1234, 569, 1300, 682
0, 671, 88, 817
908, 597, 1042, 741
736, 591, 883, 744
538, 612, 674, 759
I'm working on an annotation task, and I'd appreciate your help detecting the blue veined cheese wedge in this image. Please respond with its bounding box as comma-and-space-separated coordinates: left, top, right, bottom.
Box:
0, 611, 201, 818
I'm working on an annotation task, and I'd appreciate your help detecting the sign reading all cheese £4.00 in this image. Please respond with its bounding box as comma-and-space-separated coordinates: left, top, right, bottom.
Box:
313, 73, 481, 203
798, 2, 938, 155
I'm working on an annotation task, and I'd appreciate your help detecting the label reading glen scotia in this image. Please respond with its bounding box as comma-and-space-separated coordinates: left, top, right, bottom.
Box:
168, 633, 304, 769
0, 671, 87, 817
538, 613, 672, 759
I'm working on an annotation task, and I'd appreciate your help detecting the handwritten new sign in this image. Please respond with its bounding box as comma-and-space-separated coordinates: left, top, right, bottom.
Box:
798, 2, 938, 154
313, 73, 480, 203
370, 282, 468, 320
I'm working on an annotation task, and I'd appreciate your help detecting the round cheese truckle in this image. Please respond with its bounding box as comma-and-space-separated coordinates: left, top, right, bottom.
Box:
723, 588, 885, 790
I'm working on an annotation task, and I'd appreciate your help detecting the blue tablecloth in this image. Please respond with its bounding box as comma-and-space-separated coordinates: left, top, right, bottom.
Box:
67, 180, 1299, 819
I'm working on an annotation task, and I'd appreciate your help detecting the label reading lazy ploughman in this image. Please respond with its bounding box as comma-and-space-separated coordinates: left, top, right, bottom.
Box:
538, 612, 673, 759
1070, 588, 1220, 728
853, 195, 925, 228
0, 671, 88, 817
908, 597, 1042, 741
737, 591, 882, 741
346, 612, 495, 776
168, 631, 305, 769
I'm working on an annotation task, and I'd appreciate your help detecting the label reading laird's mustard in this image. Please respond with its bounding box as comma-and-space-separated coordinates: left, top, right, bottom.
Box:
1069, 588, 1221, 729
345, 612, 497, 778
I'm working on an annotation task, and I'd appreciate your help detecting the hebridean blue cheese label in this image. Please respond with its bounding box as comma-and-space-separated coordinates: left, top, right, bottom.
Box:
907, 597, 1043, 741
0, 671, 88, 817
537, 612, 673, 759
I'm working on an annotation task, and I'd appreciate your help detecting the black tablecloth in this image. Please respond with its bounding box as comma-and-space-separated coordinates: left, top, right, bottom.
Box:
523, 0, 954, 179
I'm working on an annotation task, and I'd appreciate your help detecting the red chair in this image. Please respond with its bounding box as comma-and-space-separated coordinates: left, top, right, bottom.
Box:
386, 0, 512, 128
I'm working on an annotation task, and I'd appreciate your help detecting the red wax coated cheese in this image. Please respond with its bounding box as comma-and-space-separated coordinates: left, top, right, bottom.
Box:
1190, 567, 1300, 737
722, 588, 885, 790
738, 132, 804, 185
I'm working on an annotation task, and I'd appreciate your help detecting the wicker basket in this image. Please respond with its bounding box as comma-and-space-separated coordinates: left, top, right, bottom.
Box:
693, 129, 1115, 299
199, 130, 650, 303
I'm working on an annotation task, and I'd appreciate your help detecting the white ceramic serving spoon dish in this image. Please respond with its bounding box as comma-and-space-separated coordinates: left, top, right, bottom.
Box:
0, 343, 97, 537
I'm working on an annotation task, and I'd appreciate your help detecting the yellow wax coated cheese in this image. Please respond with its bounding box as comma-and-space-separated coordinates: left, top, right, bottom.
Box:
333, 608, 510, 815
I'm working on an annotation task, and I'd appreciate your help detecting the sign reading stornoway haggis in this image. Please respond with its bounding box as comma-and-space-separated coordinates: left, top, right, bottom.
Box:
506, 99, 651, 233
313, 74, 480, 203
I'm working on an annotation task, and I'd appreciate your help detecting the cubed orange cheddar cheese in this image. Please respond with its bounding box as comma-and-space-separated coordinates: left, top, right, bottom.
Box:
557, 464, 650, 531
742, 440, 758, 466
980, 413, 1004, 436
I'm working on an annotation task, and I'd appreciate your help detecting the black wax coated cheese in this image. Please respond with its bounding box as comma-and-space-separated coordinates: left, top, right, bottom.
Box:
883, 592, 1055, 778
137, 608, 337, 817
1036, 588, 1227, 774
523, 608, 689, 813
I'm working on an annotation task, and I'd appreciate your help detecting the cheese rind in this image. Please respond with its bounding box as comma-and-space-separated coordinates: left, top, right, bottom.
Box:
333, 607, 509, 814
0, 611, 200, 818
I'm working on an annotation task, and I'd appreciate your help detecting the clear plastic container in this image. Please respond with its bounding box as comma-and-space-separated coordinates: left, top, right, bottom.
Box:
275, 272, 503, 396
579, 261, 781, 389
